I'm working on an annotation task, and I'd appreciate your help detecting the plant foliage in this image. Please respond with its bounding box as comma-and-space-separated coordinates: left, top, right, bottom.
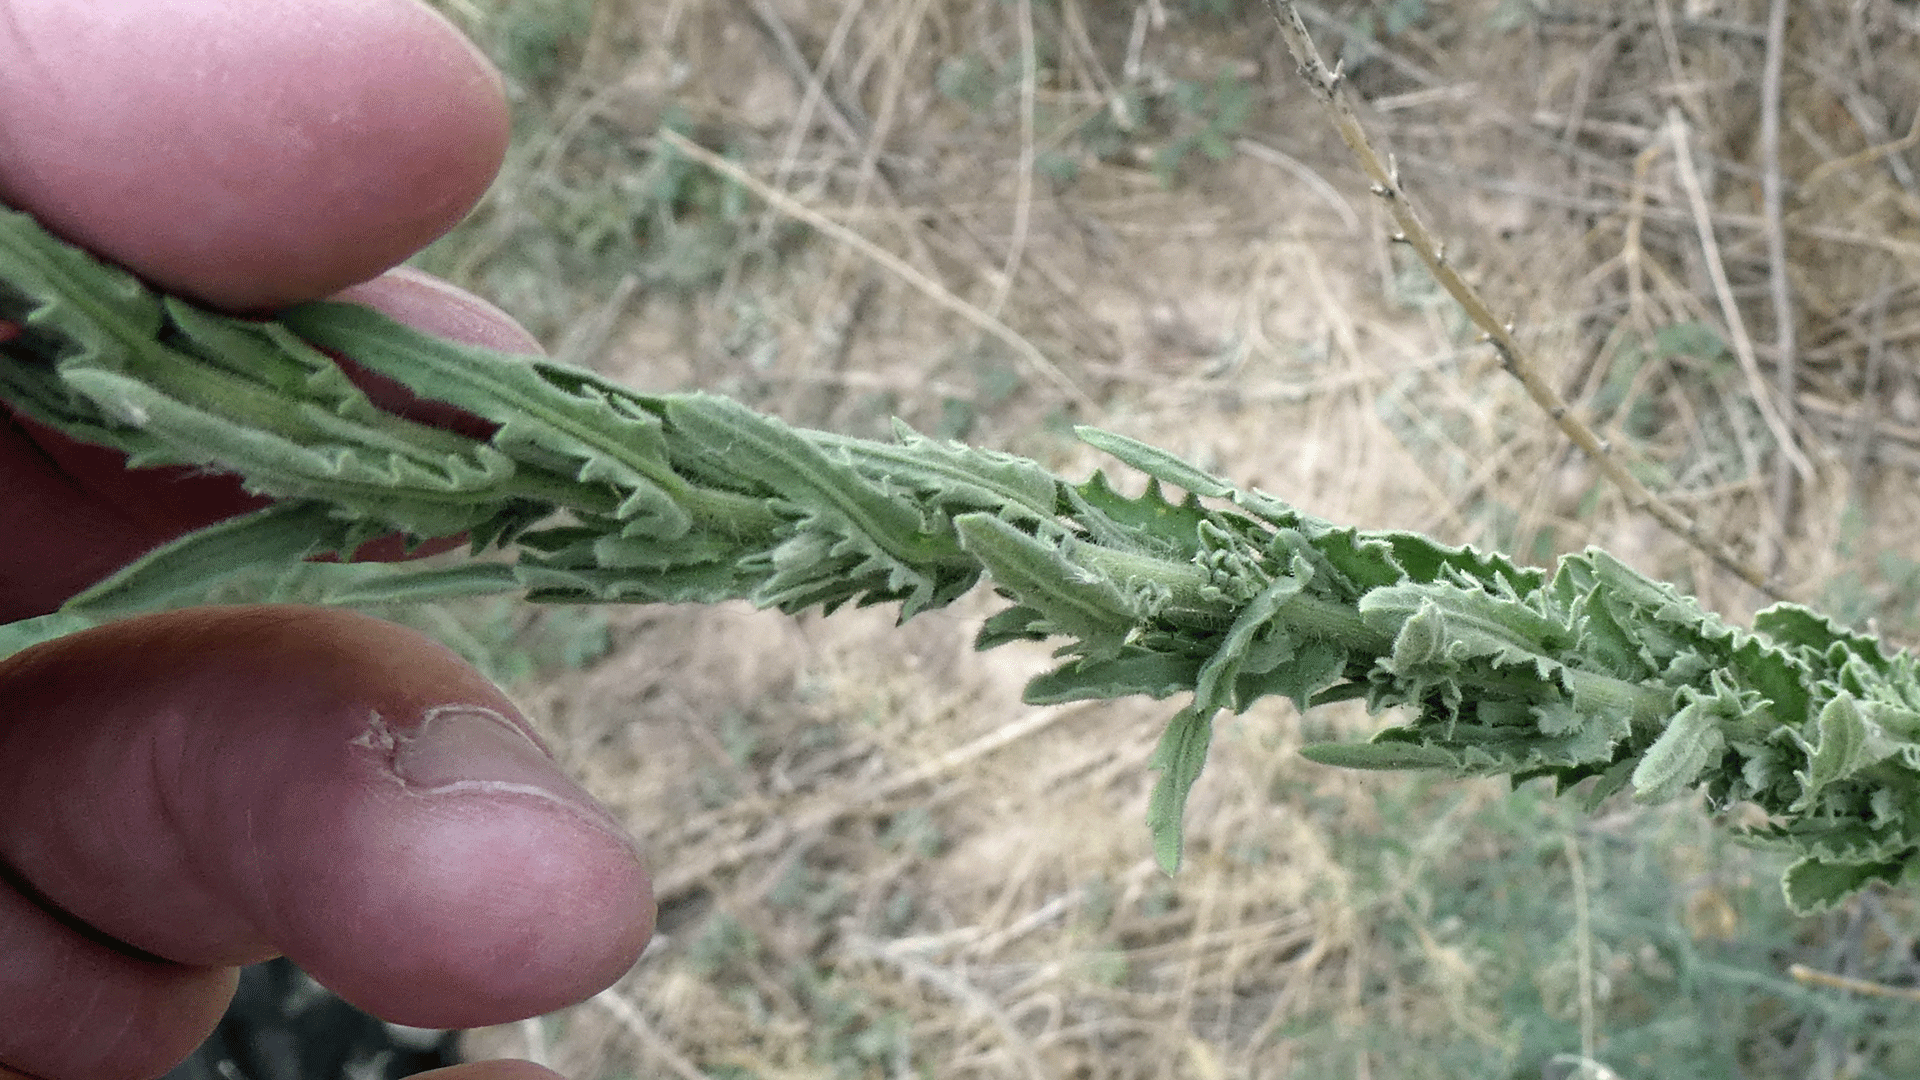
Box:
4, 205, 1918, 914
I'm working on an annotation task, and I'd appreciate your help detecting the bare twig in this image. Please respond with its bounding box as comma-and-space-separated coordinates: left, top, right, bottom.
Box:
1258, 0, 1786, 598
1760, 0, 1798, 572
1668, 112, 1812, 484
1790, 963, 1920, 1004
1800, 108, 1920, 197
658, 128, 1093, 407
1845, 273, 1894, 509
982, 0, 1037, 321
592, 988, 712, 1080
1564, 833, 1596, 1064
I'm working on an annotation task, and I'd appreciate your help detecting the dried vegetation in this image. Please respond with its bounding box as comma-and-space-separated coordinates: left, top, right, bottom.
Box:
432, 0, 1920, 1075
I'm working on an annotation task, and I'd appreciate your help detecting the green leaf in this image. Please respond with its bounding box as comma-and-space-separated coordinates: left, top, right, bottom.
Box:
0, 611, 103, 662
954, 513, 1139, 659
59, 502, 347, 621
975, 604, 1051, 649
1068, 470, 1212, 560
1024, 650, 1202, 705
1299, 739, 1459, 770
281, 562, 525, 606
1147, 705, 1216, 873
1075, 426, 1235, 499
668, 394, 966, 615
1192, 575, 1307, 712
282, 301, 691, 538
1795, 695, 1877, 810
1630, 683, 1730, 802
823, 419, 1062, 527
1235, 637, 1348, 713
1782, 856, 1906, 915
1361, 582, 1570, 679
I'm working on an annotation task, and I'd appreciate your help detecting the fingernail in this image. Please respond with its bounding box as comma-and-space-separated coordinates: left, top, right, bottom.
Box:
388, 705, 590, 809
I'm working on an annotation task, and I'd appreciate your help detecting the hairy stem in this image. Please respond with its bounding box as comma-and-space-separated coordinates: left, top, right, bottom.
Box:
0, 193, 1910, 913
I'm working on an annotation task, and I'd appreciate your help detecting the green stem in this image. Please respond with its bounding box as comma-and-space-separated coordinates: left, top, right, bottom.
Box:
4, 200, 1917, 914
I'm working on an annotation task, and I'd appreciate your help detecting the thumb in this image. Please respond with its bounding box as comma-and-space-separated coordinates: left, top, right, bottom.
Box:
0, 606, 653, 1080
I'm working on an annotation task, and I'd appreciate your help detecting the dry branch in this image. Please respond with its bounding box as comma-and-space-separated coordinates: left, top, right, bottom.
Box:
657, 128, 1093, 408
1259, 0, 1788, 600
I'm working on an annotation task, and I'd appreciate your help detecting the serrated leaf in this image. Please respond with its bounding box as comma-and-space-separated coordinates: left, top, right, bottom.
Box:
1068, 470, 1211, 560
1630, 688, 1728, 802
954, 513, 1139, 659
1147, 705, 1216, 873
60, 502, 348, 620
670, 394, 963, 615
1299, 740, 1459, 770
283, 301, 692, 538
1782, 856, 1906, 915
1794, 695, 1874, 810
823, 419, 1062, 526
1024, 651, 1202, 705
1076, 426, 1235, 499
269, 562, 524, 606
1755, 602, 1890, 670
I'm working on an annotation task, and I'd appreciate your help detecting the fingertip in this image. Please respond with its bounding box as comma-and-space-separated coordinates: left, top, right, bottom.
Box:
0, 0, 511, 310
0, 607, 654, 1032
331, 268, 545, 357
297, 797, 655, 1028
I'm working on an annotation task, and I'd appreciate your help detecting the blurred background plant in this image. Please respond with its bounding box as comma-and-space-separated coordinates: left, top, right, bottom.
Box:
382, 1, 1920, 1077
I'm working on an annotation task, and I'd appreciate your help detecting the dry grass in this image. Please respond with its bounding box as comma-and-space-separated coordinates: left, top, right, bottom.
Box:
421, 0, 1920, 1076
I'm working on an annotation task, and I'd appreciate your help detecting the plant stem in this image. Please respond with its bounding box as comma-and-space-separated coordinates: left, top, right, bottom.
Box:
1258, 0, 1786, 600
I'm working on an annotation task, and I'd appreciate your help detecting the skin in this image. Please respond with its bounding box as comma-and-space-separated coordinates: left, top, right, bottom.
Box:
0, 1, 655, 1077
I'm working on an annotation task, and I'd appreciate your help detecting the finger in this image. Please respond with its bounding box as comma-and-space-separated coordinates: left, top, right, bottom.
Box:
0, 873, 234, 1080
0, 0, 509, 311
0, 268, 537, 620
0, 606, 653, 1080
413, 1063, 569, 1080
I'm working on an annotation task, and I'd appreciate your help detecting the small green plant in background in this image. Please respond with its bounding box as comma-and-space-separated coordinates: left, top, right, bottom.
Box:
1151, 67, 1254, 184
1281, 774, 1920, 1078
421, 1, 762, 343
1340, 0, 1431, 69
1819, 510, 1920, 646
444, 0, 595, 93
409, 109, 759, 345
1059, 64, 1254, 187
933, 17, 1254, 188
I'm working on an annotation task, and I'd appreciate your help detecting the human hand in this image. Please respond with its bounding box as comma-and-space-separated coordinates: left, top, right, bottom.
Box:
0, 2, 654, 1077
